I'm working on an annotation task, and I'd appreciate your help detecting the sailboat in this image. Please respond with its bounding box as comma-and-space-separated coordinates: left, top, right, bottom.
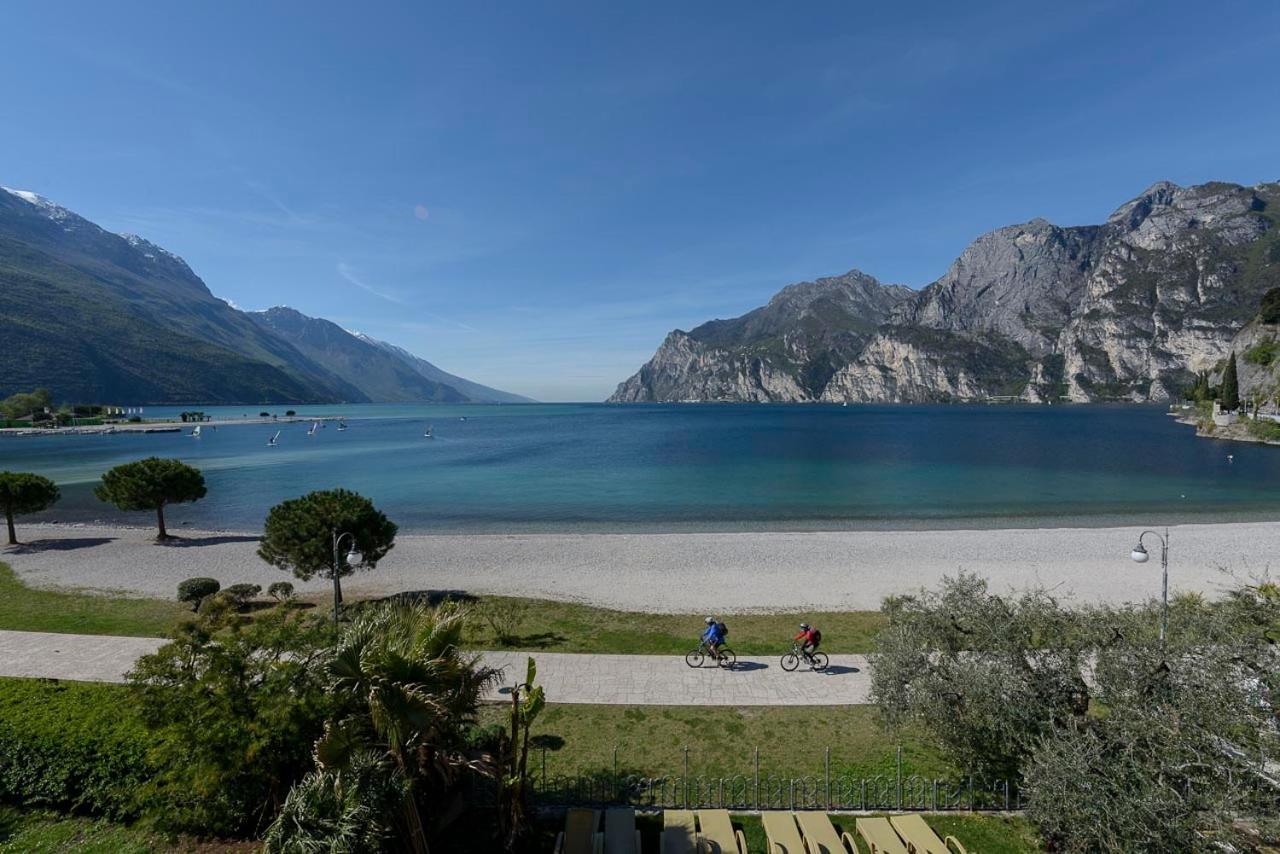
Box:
424, 423, 434, 439
267, 430, 280, 447
308, 421, 320, 436
337, 420, 348, 432
190, 425, 202, 437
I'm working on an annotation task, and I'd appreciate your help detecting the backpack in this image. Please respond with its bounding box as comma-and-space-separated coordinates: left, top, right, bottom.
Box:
811, 629, 822, 645
716, 621, 728, 638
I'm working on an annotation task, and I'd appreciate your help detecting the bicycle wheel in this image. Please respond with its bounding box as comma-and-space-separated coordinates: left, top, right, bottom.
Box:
717, 647, 737, 669
685, 649, 705, 668
781, 652, 800, 672
810, 652, 829, 671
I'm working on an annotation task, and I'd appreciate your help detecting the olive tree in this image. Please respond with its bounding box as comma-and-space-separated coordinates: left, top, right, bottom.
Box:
0, 471, 60, 544
257, 489, 397, 614
94, 457, 207, 540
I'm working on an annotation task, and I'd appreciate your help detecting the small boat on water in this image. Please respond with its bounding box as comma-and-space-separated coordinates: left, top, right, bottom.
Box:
190, 425, 202, 437
268, 430, 280, 447
424, 424, 434, 439
337, 420, 348, 432
307, 421, 320, 436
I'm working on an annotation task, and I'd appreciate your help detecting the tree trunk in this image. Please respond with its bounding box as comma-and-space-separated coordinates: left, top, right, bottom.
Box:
5, 509, 16, 546
156, 504, 168, 540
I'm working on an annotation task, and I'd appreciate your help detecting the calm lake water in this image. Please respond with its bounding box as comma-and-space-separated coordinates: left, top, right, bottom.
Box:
2, 404, 1277, 533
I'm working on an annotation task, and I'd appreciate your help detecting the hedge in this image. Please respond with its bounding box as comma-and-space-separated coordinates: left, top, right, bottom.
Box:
0, 678, 155, 820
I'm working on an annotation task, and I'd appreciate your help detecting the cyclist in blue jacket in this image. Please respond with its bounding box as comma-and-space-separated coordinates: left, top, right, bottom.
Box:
701, 616, 727, 660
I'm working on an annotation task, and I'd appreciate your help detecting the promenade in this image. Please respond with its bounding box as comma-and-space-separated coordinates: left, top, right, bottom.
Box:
0, 630, 872, 706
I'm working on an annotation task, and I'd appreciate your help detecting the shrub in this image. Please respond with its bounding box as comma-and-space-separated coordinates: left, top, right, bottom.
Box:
259, 411, 270, 418
223, 583, 262, 606
478, 600, 529, 646
1261, 286, 1280, 324
285, 410, 297, 417
0, 678, 154, 820
268, 581, 295, 602
176, 577, 220, 610
1244, 338, 1279, 366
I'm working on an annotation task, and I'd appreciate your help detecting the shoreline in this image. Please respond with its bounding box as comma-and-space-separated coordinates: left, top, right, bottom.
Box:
0, 415, 345, 437
4, 520, 1276, 613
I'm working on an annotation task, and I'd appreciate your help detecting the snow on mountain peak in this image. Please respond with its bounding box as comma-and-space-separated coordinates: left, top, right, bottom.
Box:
2, 186, 73, 223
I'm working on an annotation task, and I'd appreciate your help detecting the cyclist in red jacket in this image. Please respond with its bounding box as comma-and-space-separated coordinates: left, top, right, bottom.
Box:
794, 623, 821, 662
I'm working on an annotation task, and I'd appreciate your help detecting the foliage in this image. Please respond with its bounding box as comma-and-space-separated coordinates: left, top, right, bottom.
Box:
1261, 286, 1280, 324
1244, 337, 1279, 367
1183, 370, 1216, 403
0, 471, 59, 544
0, 562, 186, 637
478, 600, 530, 646
258, 489, 396, 611
264, 601, 499, 852
223, 583, 262, 606
1220, 351, 1241, 411
0, 388, 51, 421
93, 457, 207, 540
268, 581, 295, 602
0, 679, 154, 821
175, 577, 220, 610
1246, 416, 1280, 442
127, 606, 335, 837
497, 657, 546, 849
870, 573, 1091, 779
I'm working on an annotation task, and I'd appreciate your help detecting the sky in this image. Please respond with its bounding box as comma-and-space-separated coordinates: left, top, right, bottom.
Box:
3, 1, 1279, 401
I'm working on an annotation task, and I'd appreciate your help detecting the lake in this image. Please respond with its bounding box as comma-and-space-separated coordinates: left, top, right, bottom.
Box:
2, 403, 1277, 533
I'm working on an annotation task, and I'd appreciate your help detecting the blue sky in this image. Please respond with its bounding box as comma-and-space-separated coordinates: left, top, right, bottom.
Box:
4, 1, 1279, 401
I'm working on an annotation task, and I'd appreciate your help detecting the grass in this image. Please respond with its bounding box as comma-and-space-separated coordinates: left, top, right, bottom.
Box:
479, 703, 949, 781
0, 562, 188, 637
0, 807, 255, 853
0, 561, 887, 654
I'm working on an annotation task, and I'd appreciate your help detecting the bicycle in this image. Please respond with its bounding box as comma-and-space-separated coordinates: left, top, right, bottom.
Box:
685, 641, 736, 669
780, 642, 828, 672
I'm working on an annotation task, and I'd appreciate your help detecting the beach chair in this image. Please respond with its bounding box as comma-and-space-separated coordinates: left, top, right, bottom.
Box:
855, 817, 909, 854
661, 810, 699, 854
760, 811, 806, 853
888, 815, 951, 854
697, 809, 748, 853
554, 807, 602, 854
794, 811, 857, 853
603, 807, 642, 853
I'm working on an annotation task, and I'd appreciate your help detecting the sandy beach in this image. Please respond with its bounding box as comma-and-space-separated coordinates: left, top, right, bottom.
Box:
3, 521, 1274, 613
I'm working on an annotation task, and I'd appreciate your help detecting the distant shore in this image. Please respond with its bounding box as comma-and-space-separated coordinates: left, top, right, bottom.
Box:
0, 415, 344, 437
4, 521, 1274, 613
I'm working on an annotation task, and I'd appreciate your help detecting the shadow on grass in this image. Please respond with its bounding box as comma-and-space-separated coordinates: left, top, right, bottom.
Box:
491, 631, 569, 649
159, 534, 260, 547
5, 537, 116, 553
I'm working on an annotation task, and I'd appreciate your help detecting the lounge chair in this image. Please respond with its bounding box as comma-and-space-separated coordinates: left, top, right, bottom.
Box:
855, 817, 908, 854
888, 815, 953, 854
794, 811, 857, 853
760, 810, 806, 853
554, 808, 602, 854
603, 807, 643, 853
697, 809, 748, 854
661, 810, 699, 854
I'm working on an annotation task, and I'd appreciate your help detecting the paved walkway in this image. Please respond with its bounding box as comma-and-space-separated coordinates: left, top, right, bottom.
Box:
0, 630, 872, 705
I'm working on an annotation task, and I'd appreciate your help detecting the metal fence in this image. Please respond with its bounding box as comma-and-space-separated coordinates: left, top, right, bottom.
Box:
528, 746, 1021, 812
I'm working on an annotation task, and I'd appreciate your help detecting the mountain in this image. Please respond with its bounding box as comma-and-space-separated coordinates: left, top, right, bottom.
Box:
353, 334, 534, 403
0, 186, 527, 404
612, 180, 1280, 403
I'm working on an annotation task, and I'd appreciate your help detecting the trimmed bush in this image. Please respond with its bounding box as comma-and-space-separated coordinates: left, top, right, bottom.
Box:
176, 577, 219, 610
268, 581, 295, 602
223, 583, 262, 606
0, 678, 154, 820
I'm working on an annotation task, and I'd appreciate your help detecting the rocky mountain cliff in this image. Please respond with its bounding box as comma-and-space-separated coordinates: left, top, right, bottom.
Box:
611, 180, 1280, 403
0, 186, 528, 404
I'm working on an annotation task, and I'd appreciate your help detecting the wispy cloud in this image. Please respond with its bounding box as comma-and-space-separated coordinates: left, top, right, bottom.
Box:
337, 262, 409, 306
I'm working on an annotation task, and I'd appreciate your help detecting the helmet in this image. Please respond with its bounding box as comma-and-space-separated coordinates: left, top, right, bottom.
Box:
799, 623, 810, 630
705, 616, 715, 625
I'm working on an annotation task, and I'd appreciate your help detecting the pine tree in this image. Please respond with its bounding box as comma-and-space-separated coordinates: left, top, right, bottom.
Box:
1221, 352, 1241, 412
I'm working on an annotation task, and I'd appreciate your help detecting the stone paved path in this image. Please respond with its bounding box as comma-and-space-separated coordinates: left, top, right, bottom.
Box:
0, 630, 872, 705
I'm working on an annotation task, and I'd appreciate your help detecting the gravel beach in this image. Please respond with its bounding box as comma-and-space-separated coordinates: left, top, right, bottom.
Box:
3, 521, 1274, 612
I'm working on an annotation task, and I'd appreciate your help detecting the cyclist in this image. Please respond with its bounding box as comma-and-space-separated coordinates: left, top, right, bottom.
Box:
702, 616, 727, 660
794, 622, 821, 662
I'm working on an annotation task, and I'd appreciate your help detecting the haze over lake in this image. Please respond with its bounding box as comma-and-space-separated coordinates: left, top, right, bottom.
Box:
4, 404, 1277, 533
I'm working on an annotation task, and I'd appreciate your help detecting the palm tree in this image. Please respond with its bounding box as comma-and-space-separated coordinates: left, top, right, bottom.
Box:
265, 602, 499, 853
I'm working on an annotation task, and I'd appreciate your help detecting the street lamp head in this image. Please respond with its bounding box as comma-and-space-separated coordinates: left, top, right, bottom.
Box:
345, 547, 361, 565
1130, 543, 1150, 564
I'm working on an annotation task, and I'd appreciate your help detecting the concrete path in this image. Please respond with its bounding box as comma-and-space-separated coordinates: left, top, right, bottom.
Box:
0, 630, 872, 705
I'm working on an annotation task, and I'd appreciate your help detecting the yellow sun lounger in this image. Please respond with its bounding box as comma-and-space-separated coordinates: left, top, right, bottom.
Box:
888, 815, 954, 854
697, 809, 748, 854
554, 808, 602, 854
855, 817, 909, 854
603, 807, 643, 853
760, 811, 806, 853
794, 811, 857, 853
661, 810, 699, 854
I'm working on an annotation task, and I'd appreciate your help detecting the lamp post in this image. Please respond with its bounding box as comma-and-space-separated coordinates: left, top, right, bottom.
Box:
331, 530, 361, 633
1129, 528, 1169, 646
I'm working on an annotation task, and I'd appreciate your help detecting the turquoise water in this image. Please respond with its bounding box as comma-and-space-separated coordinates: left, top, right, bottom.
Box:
2, 404, 1277, 533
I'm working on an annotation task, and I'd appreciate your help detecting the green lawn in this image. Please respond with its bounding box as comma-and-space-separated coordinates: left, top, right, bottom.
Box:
480, 703, 949, 781
0, 563, 188, 637
0, 807, 254, 853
